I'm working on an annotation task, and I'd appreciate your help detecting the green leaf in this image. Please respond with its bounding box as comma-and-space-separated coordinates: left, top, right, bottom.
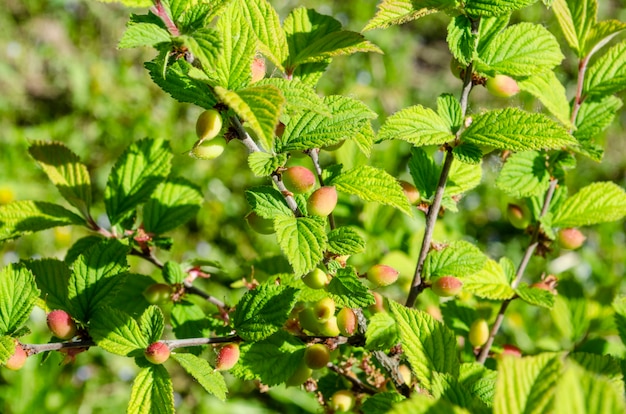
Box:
365, 311, 400, 351
447, 15, 476, 66
574, 96, 622, 158
361, 392, 406, 414
329, 165, 412, 215
256, 78, 330, 116
119, 20, 171, 49
68, 239, 129, 322
143, 178, 203, 235
378, 105, 454, 146
517, 71, 572, 128
145, 59, 218, 109
362, 0, 436, 32
462, 108, 575, 152
496, 151, 550, 198
275, 216, 327, 276
494, 354, 562, 414
408, 148, 439, 200
245, 186, 293, 219
0, 264, 39, 336
172, 353, 227, 401
459, 363, 497, 408
552, 0, 596, 57
28, 141, 92, 218
233, 283, 298, 341
139, 306, 165, 344
354, 120, 375, 157
162, 261, 185, 285
431, 372, 481, 411
0, 336, 16, 366
232, 331, 305, 386
465, 0, 536, 17
569, 352, 624, 389
0, 200, 84, 241
446, 159, 483, 197
388, 393, 471, 414
214, 4, 255, 89
389, 301, 459, 391
462, 258, 516, 300
437, 94, 463, 134
552, 182, 626, 227
585, 20, 626, 57
327, 226, 366, 255
452, 143, 483, 164
128, 365, 174, 414
106, 273, 152, 318
584, 41, 626, 98
237, 0, 288, 72
515, 284, 555, 308
214, 85, 284, 151
477, 23, 563, 76
104, 138, 172, 226
23, 258, 71, 313
171, 301, 215, 347
97, 0, 152, 7
90, 306, 148, 357
613, 295, 626, 346
477, 14, 510, 54
327, 267, 374, 308
182, 28, 222, 76
423, 241, 487, 280
278, 95, 376, 152
247, 152, 287, 178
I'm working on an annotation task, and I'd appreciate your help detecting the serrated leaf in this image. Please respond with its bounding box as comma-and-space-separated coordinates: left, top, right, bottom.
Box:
233, 283, 298, 341
388, 393, 471, 414
465, 0, 536, 17
143, 178, 203, 235
515, 284, 555, 308
90, 306, 148, 357
462, 259, 516, 300
178, 2, 213, 33
431, 372, 480, 411
423, 241, 487, 281
452, 143, 483, 164
278, 95, 376, 152
613, 295, 626, 347
214, 85, 284, 151
477, 23, 563, 76
106, 273, 153, 318
365, 311, 400, 351
378, 105, 454, 146
68, 239, 129, 322
363, 0, 436, 31
275, 215, 327, 276
477, 14, 511, 54
584, 41, 626, 98
256, 78, 330, 116
213, 4, 255, 89
146, 59, 218, 109
329, 165, 412, 215
171, 301, 215, 346
552, 182, 626, 227
139, 306, 165, 344
518, 71, 571, 128
447, 15, 476, 66
247, 152, 287, 177
237, 0, 288, 72
437, 94, 463, 134
496, 151, 550, 198
462, 108, 575, 152
389, 301, 459, 391
172, 353, 227, 401
0, 200, 84, 241
446, 159, 483, 197
569, 352, 624, 389
104, 138, 172, 226
354, 120, 375, 157
162, 261, 185, 285
0, 336, 15, 366
459, 362, 498, 408
408, 147, 439, 200
0, 264, 39, 336
128, 365, 174, 414
119, 21, 171, 49
182, 28, 222, 76
585, 20, 626, 58
361, 392, 406, 414
494, 354, 562, 414
574, 96, 622, 152
327, 267, 374, 308
552, 0, 596, 57
245, 186, 293, 219
23, 259, 71, 313
28, 141, 92, 218
327, 226, 366, 255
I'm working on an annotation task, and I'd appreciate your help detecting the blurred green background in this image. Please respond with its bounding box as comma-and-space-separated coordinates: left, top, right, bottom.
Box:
1, 0, 626, 412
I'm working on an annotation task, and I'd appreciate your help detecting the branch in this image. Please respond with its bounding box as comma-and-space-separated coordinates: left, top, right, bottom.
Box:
327, 363, 379, 395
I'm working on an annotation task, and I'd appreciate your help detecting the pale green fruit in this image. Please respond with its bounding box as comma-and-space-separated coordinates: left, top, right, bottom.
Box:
191, 137, 227, 160
196, 109, 223, 140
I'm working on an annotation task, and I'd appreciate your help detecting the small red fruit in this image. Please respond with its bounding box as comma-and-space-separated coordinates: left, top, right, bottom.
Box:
282, 166, 316, 194
47, 310, 77, 340
307, 186, 338, 217
367, 264, 399, 287
337, 308, 357, 337
302, 268, 330, 289
250, 56, 266, 83
485, 74, 520, 98
431, 276, 463, 297
507, 203, 531, 229
399, 180, 420, 205
557, 228, 586, 250
330, 390, 356, 412
145, 342, 171, 365
215, 343, 240, 371
195, 109, 223, 141
143, 284, 172, 305
501, 344, 522, 357
304, 344, 330, 370
469, 319, 490, 348
5, 342, 27, 370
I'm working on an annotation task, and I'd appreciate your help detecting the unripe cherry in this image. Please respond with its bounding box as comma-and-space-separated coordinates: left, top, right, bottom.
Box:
399, 180, 420, 205
485, 74, 520, 98
507, 203, 531, 229
144, 342, 171, 365
557, 228, 586, 250
195, 109, 223, 141
282, 166, 316, 194
304, 344, 330, 370
367, 264, 399, 287
246, 211, 275, 235
313, 297, 336, 322
318, 316, 340, 337
286, 362, 312, 386
469, 319, 490, 348
298, 307, 321, 334
307, 186, 338, 217
47, 310, 77, 340
143, 283, 172, 305
302, 268, 330, 289
398, 364, 412, 385
5, 342, 27, 370
190, 136, 227, 160
337, 308, 357, 337
431, 276, 463, 297
250, 56, 266, 83
215, 343, 240, 371
330, 389, 356, 413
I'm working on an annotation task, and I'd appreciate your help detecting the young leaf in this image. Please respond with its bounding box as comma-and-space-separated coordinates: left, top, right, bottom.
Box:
214, 84, 284, 151
408, 148, 439, 200
552, 182, 626, 227
423, 241, 487, 280
256, 78, 330, 116
446, 159, 483, 197
106, 273, 153, 318
354, 121, 375, 157
496, 151, 550, 198
142, 178, 203, 235
389, 301, 459, 391
584, 41, 626, 98
128, 365, 175, 414
447, 15, 476, 66
462, 108, 575, 152
327, 226, 366, 255
182, 28, 222, 76
388, 393, 471, 414
465, 0, 536, 17
90, 306, 148, 357
363, 0, 436, 31
517, 71, 572, 128
247, 152, 288, 177
171, 301, 216, 347
28, 141, 92, 219
172, 353, 228, 401
0, 201, 84, 241
574, 96, 622, 159
459, 362, 497, 408
104, 138, 172, 226
275, 215, 327, 276
0, 336, 16, 366
437, 94, 463, 134
431, 372, 483, 411
613, 295, 626, 346
233, 283, 298, 341
552, 0, 596, 57
462, 259, 516, 300
23, 258, 71, 313
139, 306, 165, 344
477, 14, 511, 54
327, 267, 374, 308
361, 393, 406, 414
214, 3, 255, 89
378, 105, 454, 146
245, 186, 293, 218
477, 23, 563, 76
119, 20, 171, 49
569, 352, 624, 388
328, 165, 412, 215
515, 284, 555, 309
452, 143, 483, 164
365, 312, 400, 351
162, 261, 185, 285
0, 264, 39, 336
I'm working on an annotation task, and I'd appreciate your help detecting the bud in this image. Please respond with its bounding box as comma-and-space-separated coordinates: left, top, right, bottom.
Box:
282, 166, 316, 194
304, 344, 330, 370
195, 109, 223, 141
485, 74, 520, 98
337, 308, 357, 337
507, 203, 531, 229
143, 284, 172, 305
399, 180, 420, 205
367, 264, 399, 287
469, 319, 490, 348
330, 390, 356, 413
431, 276, 463, 297
47, 310, 77, 340
302, 268, 330, 289
307, 186, 338, 217
144, 342, 171, 365
557, 228, 586, 250
4, 342, 27, 370
215, 343, 240, 371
